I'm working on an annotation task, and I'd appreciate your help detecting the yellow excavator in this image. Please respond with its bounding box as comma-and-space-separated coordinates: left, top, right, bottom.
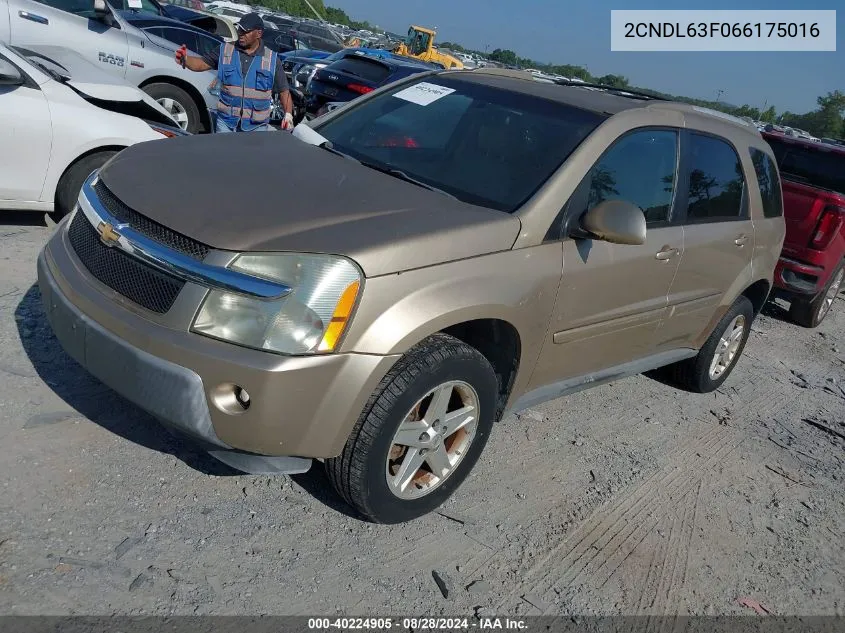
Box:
392, 26, 464, 70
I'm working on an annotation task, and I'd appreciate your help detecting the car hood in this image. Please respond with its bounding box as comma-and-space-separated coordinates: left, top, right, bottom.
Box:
97, 132, 521, 277
15, 45, 177, 125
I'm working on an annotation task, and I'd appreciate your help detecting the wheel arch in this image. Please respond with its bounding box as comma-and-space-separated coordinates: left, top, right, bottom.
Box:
740, 278, 772, 316
53, 145, 127, 209
138, 76, 212, 132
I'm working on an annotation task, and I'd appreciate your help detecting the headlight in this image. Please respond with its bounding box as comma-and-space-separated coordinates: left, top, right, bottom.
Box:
191, 253, 362, 355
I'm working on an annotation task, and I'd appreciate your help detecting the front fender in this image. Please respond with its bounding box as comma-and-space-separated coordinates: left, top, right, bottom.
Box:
340, 245, 564, 397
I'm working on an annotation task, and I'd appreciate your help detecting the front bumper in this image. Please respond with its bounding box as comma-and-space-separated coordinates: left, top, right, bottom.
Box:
38, 218, 398, 467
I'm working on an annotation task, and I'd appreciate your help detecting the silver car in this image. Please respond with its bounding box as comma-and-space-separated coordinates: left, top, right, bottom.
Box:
0, 0, 217, 132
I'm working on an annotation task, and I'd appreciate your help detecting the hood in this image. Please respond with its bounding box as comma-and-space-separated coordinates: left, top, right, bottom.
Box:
15, 46, 177, 126
98, 131, 520, 277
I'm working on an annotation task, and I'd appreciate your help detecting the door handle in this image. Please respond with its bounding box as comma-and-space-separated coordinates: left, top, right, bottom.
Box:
734, 234, 749, 247
19, 10, 49, 24
655, 247, 679, 261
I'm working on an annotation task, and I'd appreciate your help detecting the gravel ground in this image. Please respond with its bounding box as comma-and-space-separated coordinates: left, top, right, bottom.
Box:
0, 217, 843, 617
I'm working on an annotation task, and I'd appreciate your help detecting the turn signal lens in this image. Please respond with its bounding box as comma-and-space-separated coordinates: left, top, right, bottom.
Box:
318, 280, 360, 352
809, 206, 844, 250
348, 83, 374, 94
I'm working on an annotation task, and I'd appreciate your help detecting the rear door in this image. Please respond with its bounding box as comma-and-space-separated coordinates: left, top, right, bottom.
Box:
656, 131, 754, 351
7, 0, 129, 78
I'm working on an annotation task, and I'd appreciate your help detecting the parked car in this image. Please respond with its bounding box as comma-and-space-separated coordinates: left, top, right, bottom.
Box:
290, 19, 344, 52
0, 43, 184, 218
305, 52, 437, 118
39, 69, 783, 523
763, 131, 845, 327
285, 47, 399, 91
0, 0, 218, 132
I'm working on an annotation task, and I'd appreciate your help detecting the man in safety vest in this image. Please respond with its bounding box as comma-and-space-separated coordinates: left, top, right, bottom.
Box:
175, 12, 294, 132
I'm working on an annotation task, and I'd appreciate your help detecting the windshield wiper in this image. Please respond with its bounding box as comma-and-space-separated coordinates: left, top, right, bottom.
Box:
318, 141, 360, 162
358, 161, 457, 199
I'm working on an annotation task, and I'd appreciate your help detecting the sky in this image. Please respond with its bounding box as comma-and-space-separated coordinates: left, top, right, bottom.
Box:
331, 0, 843, 114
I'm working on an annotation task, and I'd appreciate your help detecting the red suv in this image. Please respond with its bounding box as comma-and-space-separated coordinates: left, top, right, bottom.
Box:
763, 132, 845, 327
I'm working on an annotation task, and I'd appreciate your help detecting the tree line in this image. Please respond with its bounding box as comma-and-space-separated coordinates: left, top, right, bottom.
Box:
243, 1, 845, 139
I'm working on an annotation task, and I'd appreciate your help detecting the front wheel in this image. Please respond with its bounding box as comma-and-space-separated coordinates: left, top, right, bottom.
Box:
789, 262, 844, 328
326, 334, 499, 524
142, 82, 202, 133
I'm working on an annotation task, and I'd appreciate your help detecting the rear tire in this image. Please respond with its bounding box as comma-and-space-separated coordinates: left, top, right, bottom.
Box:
326, 333, 499, 524
54, 150, 117, 220
665, 296, 754, 394
142, 82, 203, 133
789, 262, 844, 328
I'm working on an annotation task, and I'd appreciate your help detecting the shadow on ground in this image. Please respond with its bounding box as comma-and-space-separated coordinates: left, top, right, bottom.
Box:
16, 283, 239, 476
1, 211, 50, 228
15, 282, 363, 518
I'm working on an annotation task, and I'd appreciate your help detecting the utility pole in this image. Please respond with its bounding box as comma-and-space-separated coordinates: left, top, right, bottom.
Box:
715, 89, 725, 103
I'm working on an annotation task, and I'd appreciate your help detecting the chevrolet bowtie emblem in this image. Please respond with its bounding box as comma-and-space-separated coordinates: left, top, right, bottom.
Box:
96, 221, 121, 246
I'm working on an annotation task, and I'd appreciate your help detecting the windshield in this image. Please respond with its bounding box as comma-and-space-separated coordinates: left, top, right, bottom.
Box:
11, 46, 68, 81
766, 136, 845, 195
314, 76, 605, 211
405, 28, 431, 55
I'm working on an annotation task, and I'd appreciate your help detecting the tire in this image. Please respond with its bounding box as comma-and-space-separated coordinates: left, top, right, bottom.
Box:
141, 82, 203, 133
789, 262, 844, 328
665, 296, 754, 394
326, 333, 499, 524
54, 150, 117, 220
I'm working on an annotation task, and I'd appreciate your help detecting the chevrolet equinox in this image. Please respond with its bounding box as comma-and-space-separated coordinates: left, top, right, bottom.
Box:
39, 69, 786, 523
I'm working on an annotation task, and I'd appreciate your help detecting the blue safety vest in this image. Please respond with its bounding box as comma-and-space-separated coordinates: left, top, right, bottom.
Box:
216, 42, 277, 131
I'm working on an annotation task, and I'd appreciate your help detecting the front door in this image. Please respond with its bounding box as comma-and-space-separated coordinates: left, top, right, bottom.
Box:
655, 131, 755, 351
8, 0, 129, 79
0, 52, 52, 204
528, 128, 684, 390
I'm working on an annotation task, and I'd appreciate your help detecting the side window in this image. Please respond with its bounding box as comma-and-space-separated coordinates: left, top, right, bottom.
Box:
685, 133, 746, 222
35, 0, 98, 17
749, 148, 783, 218
158, 28, 199, 53
195, 33, 221, 58
583, 129, 679, 225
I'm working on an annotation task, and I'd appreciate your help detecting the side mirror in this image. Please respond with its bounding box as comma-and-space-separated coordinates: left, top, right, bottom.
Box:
0, 59, 24, 86
578, 199, 647, 246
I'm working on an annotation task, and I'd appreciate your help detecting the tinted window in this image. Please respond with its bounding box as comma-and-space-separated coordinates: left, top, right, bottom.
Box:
327, 57, 391, 83
685, 134, 745, 222
583, 129, 678, 225
765, 136, 845, 196
195, 32, 222, 57
220, 8, 244, 17
151, 27, 199, 52
316, 76, 606, 212
749, 148, 783, 218
35, 0, 100, 16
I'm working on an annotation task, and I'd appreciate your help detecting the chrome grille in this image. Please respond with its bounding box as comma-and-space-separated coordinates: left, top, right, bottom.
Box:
67, 211, 185, 314
93, 179, 210, 261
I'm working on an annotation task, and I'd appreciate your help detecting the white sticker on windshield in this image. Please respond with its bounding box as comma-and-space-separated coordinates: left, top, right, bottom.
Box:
127, 0, 142, 7
393, 82, 455, 106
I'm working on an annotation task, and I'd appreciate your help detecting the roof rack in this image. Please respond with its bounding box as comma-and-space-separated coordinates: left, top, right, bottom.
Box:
553, 79, 670, 101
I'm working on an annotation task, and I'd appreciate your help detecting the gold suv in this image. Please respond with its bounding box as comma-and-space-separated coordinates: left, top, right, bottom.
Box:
39, 69, 785, 523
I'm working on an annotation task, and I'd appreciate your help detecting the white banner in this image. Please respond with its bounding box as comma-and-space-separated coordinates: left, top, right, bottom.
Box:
610, 10, 837, 52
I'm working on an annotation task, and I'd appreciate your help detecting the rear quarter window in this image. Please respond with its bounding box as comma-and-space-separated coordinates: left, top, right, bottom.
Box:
749, 148, 783, 218
328, 57, 391, 83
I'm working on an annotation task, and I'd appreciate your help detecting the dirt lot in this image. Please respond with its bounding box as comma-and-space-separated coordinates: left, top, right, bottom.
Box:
0, 217, 843, 618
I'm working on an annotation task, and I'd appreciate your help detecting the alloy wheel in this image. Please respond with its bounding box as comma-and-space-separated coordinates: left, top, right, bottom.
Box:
709, 315, 746, 379
156, 97, 189, 130
385, 381, 479, 500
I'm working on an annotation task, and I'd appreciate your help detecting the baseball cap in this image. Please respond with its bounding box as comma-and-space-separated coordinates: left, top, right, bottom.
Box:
236, 13, 264, 33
